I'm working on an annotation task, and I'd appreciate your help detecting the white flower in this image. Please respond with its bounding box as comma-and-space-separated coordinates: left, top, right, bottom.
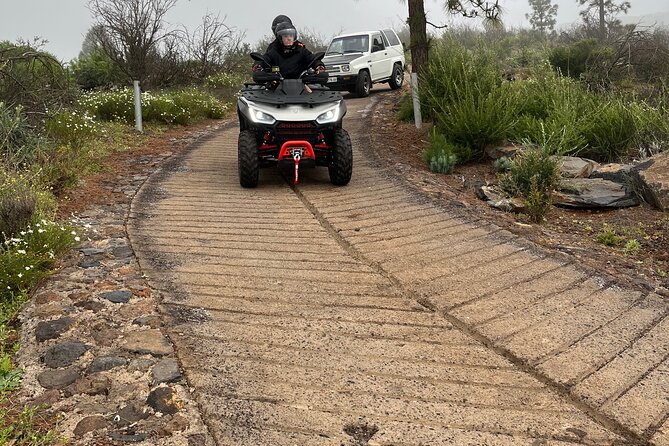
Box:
17, 273, 23, 278
17, 249, 26, 255
74, 236, 81, 242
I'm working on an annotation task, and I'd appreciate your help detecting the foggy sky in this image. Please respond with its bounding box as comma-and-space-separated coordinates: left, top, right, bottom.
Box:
1, 0, 667, 62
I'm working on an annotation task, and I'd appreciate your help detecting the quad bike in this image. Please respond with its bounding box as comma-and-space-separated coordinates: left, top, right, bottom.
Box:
236, 52, 353, 187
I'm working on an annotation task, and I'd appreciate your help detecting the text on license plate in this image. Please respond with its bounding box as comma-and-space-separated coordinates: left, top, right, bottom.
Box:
327, 76, 337, 83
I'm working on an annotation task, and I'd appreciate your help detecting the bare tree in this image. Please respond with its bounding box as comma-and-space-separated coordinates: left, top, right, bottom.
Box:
88, 0, 178, 86
186, 12, 232, 78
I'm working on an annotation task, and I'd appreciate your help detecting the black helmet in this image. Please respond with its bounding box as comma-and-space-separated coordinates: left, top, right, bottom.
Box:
271, 15, 293, 34
275, 22, 298, 42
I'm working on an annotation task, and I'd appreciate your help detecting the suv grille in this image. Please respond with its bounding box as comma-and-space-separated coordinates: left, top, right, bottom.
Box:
275, 121, 319, 144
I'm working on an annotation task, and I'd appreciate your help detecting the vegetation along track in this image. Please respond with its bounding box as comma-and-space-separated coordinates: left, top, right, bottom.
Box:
128, 87, 669, 446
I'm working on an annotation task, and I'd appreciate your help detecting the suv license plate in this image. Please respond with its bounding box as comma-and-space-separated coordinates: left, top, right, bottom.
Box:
327, 76, 337, 83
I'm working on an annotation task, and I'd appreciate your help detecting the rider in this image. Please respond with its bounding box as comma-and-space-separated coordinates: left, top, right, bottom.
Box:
266, 15, 293, 53
261, 22, 325, 79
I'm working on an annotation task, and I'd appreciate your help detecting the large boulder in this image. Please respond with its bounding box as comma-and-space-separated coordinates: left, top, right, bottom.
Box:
553, 156, 599, 178
553, 178, 639, 208
632, 152, 669, 211
591, 163, 634, 184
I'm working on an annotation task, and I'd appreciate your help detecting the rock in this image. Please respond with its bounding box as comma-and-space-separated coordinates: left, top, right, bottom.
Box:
64, 375, 111, 397
78, 259, 101, 269
164, 414, 190, 434
113, 402, 150, 427
80, 248, 106, 256
35, 317, 75, 342
475, 185, 525, 213
99, 290, 133, 304
34, 292, 62, 304
32, 389, 61, 406
37, 367, 81, 389
112, 246, 134, 259
147, 386, 182, 415
553, 156, 599, 178
485, 144, 518, 160
42, 341, 90, 368
128, 358, 156, 372
33, 303, 69, 318
74, 415, 108, 437
152, 358, 181, 384
554, 178, 639, 208
132, 315, 163, 328
88, 356, 128, 374
188, 433, 207, 446
109, 432, 148, 442
122, 329, 172, 356
109, 382, 147, 401
632, 152, 669, 211
74, 300, 105, 312
591, 163, 634, 184
92, 328, 121, 347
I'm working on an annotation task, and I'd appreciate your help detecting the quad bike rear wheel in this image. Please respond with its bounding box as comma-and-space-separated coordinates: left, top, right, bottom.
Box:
238, 130, 259, 188
328, 128, 352, 186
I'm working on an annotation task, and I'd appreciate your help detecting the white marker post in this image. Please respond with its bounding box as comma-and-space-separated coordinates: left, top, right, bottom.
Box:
133, 80, 143, 133
410, 72, 422, 129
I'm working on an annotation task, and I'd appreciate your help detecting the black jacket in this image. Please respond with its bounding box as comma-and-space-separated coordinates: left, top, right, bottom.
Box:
264, 41, 314, 79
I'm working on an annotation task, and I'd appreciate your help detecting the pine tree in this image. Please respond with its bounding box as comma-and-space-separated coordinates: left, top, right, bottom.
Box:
577, 0, 631, 39
526, 0, 559, 34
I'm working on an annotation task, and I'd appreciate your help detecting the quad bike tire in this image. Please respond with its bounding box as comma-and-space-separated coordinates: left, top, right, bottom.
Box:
389, 63, 404, 90
238, 130, 259, 188
355, 70, 371, 98
328, 128, 353, 186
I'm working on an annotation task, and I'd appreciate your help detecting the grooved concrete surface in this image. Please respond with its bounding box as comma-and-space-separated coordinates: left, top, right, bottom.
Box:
128, 90, 669, 446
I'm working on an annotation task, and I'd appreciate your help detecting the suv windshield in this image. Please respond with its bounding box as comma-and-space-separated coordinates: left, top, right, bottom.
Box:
326, 35, 369, 55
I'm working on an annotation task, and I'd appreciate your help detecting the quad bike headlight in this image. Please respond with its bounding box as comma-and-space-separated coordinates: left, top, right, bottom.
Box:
316, 102, 343, 124
341, 64, 350, 72
251, 109, 276, 125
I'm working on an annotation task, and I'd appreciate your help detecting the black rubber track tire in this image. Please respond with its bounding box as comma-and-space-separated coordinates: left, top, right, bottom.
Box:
328, 128, 353, 186
355, 70, 371, 98
389, 63, 403, 89
238, 130, 259, 188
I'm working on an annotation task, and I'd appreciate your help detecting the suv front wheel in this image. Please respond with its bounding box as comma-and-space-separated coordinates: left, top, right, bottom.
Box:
355, 70, 371, 97
389, 63, 403, 90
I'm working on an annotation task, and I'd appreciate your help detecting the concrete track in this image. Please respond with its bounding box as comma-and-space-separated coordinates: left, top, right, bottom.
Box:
129, 87, 669, 446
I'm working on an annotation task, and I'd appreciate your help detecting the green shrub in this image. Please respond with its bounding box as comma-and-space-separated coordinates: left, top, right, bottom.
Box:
494, 156, 513, 172
0, 168, 55, 241
70, 49, 126, 90
205, 72, 246, 89
623, 239, 641, 255
0, 219, 78, 301
422, 38, 520, 156
423, 128, 471, 174
595, 224, 622, 246
44, 109, 101, 149
499, 147, 560, 222
397, 93, 414, 123
80, 88, 228, 125
0, 103, 42, 168
548, 39, 605, 79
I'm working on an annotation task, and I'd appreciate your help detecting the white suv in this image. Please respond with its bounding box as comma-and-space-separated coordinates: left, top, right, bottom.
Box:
322, 29, 405, 97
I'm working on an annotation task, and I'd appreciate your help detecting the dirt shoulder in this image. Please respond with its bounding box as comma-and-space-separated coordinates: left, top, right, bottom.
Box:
369, 88, 669, 296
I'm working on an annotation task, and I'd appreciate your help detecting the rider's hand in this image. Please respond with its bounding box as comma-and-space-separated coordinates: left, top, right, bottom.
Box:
252, 63, 263, 72
315, 64, 326, 75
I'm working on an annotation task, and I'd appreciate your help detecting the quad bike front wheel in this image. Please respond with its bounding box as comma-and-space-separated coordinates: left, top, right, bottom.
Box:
238, 130, 259, 188
328, 128, 352, 186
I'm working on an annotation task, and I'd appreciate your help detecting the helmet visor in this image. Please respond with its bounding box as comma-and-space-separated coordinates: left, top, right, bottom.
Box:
276, 27, 297, 39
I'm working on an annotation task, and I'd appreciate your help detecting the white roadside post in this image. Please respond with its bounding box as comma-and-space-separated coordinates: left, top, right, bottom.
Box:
133, 80, 143, 133
410, 72, 422, 129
